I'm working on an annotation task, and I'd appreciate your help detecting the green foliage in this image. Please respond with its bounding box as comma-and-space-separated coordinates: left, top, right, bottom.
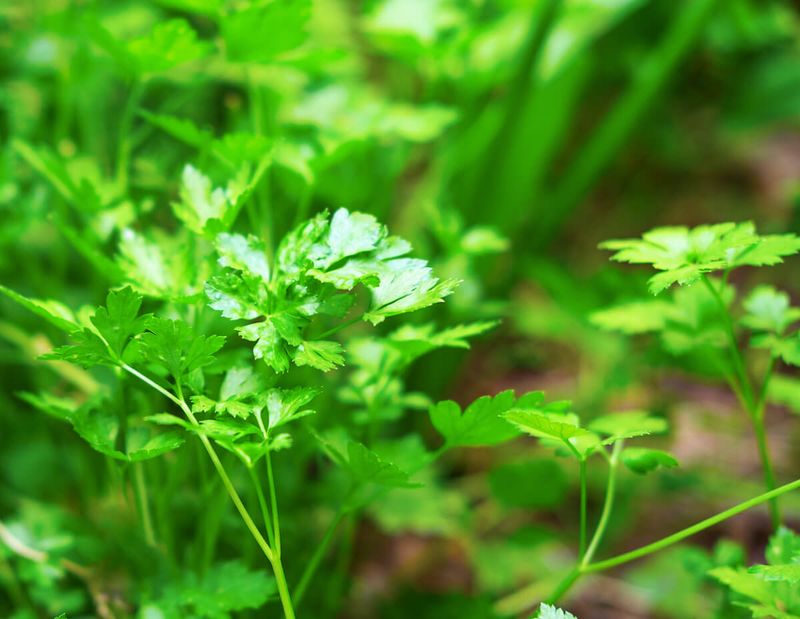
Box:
4, 0, 800, 616
143, 560, 275, 618
601, 222, 800, 294
710, 528, 800, 618
429, 390, 542, 448
207, 208, 457, 372
534, 603, 578, 619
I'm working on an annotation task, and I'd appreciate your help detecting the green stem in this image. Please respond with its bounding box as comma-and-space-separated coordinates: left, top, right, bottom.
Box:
272, 558, 296, 619
701, 276, 754, 407
582, 443, 622, 566
294, 509, 347, 606
701, 275, 781, 527
249, 467, 276, 549
752, 418, 780, 528
545, 476, 800, 605
266, 451, 281, 557
584, 476, 800, 574
122, 364, 300, 618
578, 458, 588, 558
544, 444, 621, 605
133, 461, 156, 547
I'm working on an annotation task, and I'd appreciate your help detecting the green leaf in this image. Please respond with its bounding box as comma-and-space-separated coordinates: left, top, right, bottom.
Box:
43, 287, 148, 368
261, 386, 319, 430
22, 392, 184, 462
222, 0, 310, 63
504, 409, 590, 443
621, 447, 679, 475
768, 375, 800, 414
346, 441, 415, 488
708, 567, 774, 605
237, 321, 292, 374
153, 560, 275, 617
0, 285, 79, 334
430, 390, 532, 448
766, 527, 800, 566
172, 166, 242, 235
292, 340, 345, 371
534, 603, 578, 619
742, 286, 800, 334
215, 233, 271, 280
363, 261, 459, 324
601, 222, 800, 294
208, 209, 455, 371
90, 287, 148, 358
588, 411, 669, 443
749, 564, 800, 584
138, 317, 225, 385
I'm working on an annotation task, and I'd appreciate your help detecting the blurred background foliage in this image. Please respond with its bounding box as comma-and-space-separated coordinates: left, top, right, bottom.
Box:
1, 0, 800, 617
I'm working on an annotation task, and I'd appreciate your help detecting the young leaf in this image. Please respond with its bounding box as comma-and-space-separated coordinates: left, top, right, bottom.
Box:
292, 340, 345, 371
742, 286, 800, 334
430, 390, 540, 448
345, 441, 415, 488
601, 222, 800, 294
503, 409, 590, 443
621, 447, 679, 475
534, 603, 578, 619
208, 208, 456, 372
222, 0, 310, 63
151, 560, 275, 617
261, 386, 319, 430
138, 317, 225, 385
43, 287, 148, 367
90, 287, 148, 358
0, 284, 79, 334
588, 411, 669, 444
172, 166, 241, 235
748, 564, 800, 584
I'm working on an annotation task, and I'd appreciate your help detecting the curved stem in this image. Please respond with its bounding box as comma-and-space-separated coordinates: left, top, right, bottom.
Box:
584, 476, 800, 573
582, 443, 622, 566
545, 476, 800, 606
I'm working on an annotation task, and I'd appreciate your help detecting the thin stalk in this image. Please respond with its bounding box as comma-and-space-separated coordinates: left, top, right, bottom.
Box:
544, 443, 621, 605
578, 458, 588, 558
701, 276, 754, 407
581, 443, 622, 566
545, 477, 800, 606
249, 467, 277, 549
272, 558, 296, 619
121, 363, 300, 618
133, 462, 156, 547
294, 509, 347, 605
584, 476, 800, 574
266, 451, 281, 557
701, 275, 780, 526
